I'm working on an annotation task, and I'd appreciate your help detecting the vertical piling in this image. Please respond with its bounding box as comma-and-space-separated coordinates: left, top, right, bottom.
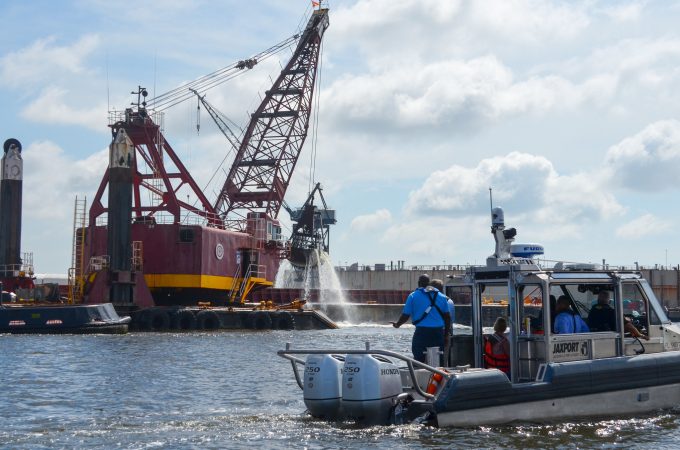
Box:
107, 128, 134, 304
0, 139, 23, 275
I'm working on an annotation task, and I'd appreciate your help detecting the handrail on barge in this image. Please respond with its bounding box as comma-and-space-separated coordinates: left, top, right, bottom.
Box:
277, 342, 455, 400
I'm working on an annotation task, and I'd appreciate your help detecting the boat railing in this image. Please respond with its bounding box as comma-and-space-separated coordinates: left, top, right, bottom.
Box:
277, 342, 454, 400
0, 263, 34, 277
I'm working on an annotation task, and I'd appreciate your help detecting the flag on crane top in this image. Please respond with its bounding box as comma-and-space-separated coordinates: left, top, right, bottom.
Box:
312, 1, 320, 8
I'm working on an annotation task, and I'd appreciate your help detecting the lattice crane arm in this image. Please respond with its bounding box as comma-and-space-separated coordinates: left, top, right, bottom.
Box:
214, 8, 330, 228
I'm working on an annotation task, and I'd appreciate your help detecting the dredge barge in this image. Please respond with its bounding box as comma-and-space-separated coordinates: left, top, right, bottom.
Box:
1, 8, 336, 332
279, 207, 680, 426
58, 8, 336, 330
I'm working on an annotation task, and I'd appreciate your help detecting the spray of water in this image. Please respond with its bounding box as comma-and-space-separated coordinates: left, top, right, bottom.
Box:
275, 249, 356, 323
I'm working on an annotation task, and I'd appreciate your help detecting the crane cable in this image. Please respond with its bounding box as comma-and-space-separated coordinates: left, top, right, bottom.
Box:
308, 39, 323, 194
146, 33, 301, 112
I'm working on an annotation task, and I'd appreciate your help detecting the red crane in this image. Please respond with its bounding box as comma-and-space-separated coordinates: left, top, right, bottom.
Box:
77, 8, 330, 307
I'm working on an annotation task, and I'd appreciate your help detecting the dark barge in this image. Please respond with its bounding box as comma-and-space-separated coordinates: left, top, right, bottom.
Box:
0, 302, 130, 334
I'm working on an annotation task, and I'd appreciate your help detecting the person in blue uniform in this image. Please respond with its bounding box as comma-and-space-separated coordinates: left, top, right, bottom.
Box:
392, 274, 452, 363
554, 296, 590, 333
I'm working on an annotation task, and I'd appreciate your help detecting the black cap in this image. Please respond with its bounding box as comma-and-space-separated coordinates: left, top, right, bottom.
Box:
3, 138, 21, 154
418, 274, 430, 288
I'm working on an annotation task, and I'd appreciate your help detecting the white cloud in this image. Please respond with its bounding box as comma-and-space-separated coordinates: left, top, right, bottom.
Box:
600, 1, 647, 23
350, 209, 392, 232
20, 87, 108, 132
22, 140, 108, 221
467, 0, 590, 43
616, 213, 671, 238
0, 35, 99, 89
605, 119, 680, 191
405, 152, 553, 216
322, 58, 612, 131
382, 216, 490, 261
404, 152, 626, 238
332, 0, 589, 63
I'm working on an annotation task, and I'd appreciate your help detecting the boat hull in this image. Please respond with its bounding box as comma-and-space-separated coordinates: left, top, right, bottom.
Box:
432, 351, 680, 426
436, 381, 680, 426
0, 303, 131, 334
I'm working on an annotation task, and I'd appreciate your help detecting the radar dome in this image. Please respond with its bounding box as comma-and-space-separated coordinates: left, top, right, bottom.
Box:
510, 243, 544, 259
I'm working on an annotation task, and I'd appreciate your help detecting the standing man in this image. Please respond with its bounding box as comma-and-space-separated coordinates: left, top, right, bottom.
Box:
392, 274, 451, 363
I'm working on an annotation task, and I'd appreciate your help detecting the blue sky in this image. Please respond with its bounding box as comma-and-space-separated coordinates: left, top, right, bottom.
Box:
2, 0, 680, 274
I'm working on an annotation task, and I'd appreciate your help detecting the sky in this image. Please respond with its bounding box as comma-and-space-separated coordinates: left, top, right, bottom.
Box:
2, 0, 680, 274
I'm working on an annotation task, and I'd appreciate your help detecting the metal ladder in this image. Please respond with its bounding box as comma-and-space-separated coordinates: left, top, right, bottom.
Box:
131, 241, 143, 271
67, 196, 87, 304
228, 264, 242, 303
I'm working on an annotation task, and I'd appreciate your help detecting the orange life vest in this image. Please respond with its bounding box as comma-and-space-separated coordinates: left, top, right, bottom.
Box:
483, 334, 510, 375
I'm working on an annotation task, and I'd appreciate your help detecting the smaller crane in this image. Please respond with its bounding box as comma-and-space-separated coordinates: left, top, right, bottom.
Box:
283, 182, 336, 268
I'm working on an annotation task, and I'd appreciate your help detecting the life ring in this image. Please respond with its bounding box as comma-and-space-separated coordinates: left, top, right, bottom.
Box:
196, 310, 221, 330
426, 369, 447, 395
271, 311, 295, 330
171, 309, 196, 330
148, 308, 171, 331
246, 312, 273, 330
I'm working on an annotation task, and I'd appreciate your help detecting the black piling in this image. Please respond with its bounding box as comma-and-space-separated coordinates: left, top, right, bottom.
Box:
0, 138, 23, 275
107, 128, 134, 304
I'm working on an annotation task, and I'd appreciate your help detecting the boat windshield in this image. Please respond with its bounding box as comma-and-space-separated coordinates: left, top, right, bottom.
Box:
639, 279, 671, 323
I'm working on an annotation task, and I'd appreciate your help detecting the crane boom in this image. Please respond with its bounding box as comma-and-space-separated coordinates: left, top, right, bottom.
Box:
214, 8, 329, 229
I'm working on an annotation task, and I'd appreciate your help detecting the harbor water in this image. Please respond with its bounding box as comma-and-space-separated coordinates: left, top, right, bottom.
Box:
3, 325, 680, 449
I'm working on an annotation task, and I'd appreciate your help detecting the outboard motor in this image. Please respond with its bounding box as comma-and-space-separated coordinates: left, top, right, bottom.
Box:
341, 354, 403, 425
303, 354, 345, 419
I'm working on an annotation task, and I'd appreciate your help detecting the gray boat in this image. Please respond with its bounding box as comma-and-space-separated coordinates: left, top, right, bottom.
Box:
278, 207, 680, 426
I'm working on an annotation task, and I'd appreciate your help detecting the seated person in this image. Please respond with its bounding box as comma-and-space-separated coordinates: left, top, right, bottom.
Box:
587, 291, 649, 339
554, 296, 590, 333
588, 291, 616, 331
484, 317, 510, 375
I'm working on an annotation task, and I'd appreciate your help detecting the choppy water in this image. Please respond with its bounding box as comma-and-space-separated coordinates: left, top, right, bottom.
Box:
3, 325, 680, 449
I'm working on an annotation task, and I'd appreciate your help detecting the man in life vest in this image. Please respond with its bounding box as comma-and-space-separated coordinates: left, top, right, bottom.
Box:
429, 279, 455, 333
392, 274, 452, 363
484, 317, 510, 375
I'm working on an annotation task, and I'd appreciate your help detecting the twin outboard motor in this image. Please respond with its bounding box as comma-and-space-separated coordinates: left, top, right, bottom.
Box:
341, 354, 403, 426
303, 354, 345, 419
303, 353, 404, 425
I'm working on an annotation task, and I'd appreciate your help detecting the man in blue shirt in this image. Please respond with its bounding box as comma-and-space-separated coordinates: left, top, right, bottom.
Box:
554, 296, 590, 334
392, 274, 452, 363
